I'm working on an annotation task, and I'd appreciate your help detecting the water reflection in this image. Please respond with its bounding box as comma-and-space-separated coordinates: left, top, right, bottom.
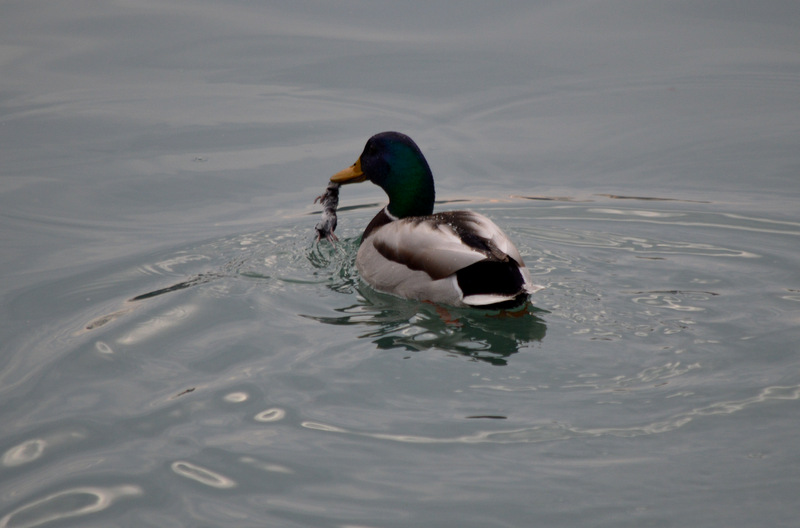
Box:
304, 288, 547, 365
254, 408, 286, 422
0, 485, 142, 528
171, 461, 237, 489
2, 439, 47, 467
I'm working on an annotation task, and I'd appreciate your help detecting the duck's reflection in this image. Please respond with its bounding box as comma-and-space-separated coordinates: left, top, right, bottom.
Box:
305, 286, 546, 365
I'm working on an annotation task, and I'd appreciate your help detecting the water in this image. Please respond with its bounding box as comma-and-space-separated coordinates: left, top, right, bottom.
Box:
2, 1, 800, 527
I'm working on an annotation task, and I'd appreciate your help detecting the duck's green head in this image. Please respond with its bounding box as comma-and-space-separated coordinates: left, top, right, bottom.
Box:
331, 132, 435, 218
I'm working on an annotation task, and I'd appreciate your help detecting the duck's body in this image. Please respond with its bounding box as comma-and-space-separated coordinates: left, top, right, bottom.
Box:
332, 132, 542, 308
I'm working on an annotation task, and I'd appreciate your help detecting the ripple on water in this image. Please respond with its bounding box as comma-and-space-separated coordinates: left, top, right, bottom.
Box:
2, 440, 47, 468
9, 198, 794, 457
223, 391, 249, 403
71, 199, 759, 362
254, 408, 286, 422
0, 485, 142, 528
511, 201, 790, 347
519, 223, 759, 259
2, 429, 89, 469
301, 384, 800, 445
171, 461, 237, 489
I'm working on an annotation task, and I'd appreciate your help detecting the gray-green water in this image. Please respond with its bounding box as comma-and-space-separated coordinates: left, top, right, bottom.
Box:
2, 1, 799, 527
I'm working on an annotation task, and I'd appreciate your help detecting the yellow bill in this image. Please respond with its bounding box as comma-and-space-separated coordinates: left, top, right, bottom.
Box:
331, 158, 366, 184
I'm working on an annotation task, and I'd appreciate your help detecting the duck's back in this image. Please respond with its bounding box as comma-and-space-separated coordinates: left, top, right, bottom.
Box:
356, 210, 540, 307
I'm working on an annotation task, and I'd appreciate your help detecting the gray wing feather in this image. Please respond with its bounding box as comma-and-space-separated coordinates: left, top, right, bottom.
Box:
367, 211, 525, 280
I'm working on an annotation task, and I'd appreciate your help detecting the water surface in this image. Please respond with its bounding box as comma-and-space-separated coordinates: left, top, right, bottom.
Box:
2, 1, 799, 527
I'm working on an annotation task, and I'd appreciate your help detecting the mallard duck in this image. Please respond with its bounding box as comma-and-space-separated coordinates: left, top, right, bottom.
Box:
331, 131, 543, 308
